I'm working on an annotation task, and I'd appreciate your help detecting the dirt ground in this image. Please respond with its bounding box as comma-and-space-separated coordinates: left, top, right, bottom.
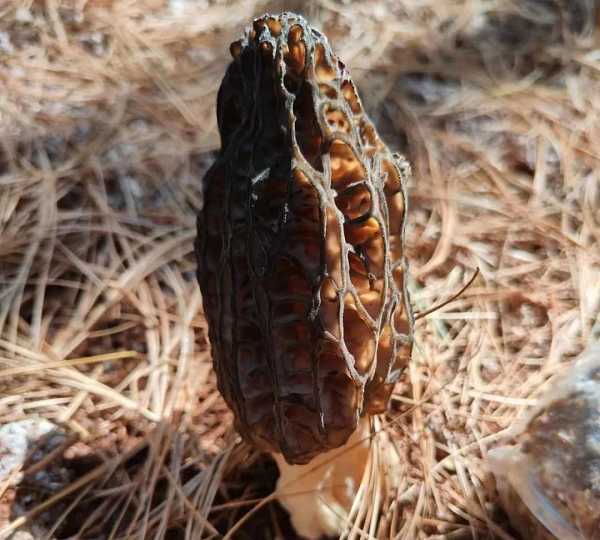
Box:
1, 0, 599, 538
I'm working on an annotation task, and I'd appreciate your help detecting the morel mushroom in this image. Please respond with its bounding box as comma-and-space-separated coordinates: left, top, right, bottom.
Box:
196, 12, 413, 537
488, 344, 600, 540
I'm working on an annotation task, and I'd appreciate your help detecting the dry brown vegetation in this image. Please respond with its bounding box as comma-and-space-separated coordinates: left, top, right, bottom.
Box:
1, 0, 599, 538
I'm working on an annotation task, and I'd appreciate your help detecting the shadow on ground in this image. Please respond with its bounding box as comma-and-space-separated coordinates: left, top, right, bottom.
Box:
5, 420, 304, 539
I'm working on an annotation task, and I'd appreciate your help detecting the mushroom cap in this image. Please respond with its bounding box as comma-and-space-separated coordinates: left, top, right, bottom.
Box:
196, 12, 413, 464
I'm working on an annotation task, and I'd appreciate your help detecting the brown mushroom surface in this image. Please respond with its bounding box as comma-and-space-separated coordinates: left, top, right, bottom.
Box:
196, 12, 414, 466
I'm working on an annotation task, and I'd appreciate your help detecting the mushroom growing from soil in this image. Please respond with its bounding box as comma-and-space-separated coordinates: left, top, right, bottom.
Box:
195, 12, 413, 538
488, 344, 600, 540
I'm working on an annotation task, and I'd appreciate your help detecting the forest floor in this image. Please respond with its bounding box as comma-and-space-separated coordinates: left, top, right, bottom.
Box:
1, 1, 599, 538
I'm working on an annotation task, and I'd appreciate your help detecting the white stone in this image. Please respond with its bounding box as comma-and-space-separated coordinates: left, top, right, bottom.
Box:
0, 419, 57, 485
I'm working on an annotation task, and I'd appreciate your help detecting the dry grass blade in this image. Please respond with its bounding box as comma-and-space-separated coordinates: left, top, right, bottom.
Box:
1, 0, 599, 538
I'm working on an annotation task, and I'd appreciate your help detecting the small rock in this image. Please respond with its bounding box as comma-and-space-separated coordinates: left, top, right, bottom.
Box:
14, 7, 33, 23
488, 344, 600, 540
0, 32, 14, 55
0, 419, 59, 486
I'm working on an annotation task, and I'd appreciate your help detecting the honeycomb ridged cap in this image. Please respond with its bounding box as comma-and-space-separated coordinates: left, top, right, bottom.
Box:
195, 12, 414, 464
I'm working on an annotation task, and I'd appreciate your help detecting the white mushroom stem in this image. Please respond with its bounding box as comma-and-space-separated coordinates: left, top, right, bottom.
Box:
273, 416, 400, 539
